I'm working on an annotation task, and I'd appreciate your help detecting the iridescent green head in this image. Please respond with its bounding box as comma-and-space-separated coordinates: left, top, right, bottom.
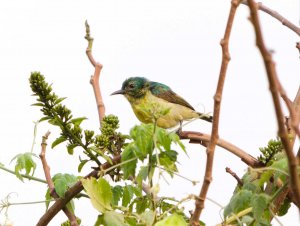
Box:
111, 77, 150, 99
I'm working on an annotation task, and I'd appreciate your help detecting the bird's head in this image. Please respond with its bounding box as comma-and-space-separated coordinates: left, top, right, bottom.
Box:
111, 77, 150, 99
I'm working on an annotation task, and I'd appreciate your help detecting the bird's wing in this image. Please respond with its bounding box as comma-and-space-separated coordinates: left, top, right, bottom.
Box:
149, 82, 195, 110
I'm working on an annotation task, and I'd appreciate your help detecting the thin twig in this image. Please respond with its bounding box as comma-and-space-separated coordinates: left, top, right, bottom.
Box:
189, 1, 241, 224
85, 20, 105, 125
247, 0, 300, 208
241, 1, 300, 36
225, 167, 243, 186
39, 131, 79, 226
179, 131, 261, 167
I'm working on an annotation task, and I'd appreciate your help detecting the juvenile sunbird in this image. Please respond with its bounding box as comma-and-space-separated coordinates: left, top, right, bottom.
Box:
111, 77, 212, 129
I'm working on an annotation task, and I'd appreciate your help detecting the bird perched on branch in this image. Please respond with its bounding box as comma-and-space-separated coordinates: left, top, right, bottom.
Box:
111, 77, 212, 129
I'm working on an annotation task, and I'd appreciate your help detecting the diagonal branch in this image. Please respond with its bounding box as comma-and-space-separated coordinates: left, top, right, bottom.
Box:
85, 20, 105, 126
189, 1, 241, 224
241, 1, 300, 36
247, 0, 300, 208
37, 155, 121, 226
39, 131, 78, 226
179, 131, 261, 167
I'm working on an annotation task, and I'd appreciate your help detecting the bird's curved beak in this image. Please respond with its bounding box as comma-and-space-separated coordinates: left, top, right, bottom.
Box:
111, 89, 125, 95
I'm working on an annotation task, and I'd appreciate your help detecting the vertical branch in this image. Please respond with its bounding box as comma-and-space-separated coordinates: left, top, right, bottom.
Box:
39, 131, 79, 226
85, 20, 105, 126
190, 0, 241, 224
247, 0, 300, 208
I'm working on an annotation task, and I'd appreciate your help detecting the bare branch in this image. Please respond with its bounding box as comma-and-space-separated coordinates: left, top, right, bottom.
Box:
179, 131, 261, 167
241, 1, 300, 36
189, 0, 241, 224
39, 131, 78, 226
225, 167, 243, 186
247, 0, 300, 208
85, 20, 105, 125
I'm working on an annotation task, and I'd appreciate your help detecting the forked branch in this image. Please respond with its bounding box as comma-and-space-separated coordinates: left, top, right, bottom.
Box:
247, 0, 300, 208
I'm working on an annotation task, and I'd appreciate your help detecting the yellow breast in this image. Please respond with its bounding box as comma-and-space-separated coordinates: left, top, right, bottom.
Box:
125, 91, 198, 128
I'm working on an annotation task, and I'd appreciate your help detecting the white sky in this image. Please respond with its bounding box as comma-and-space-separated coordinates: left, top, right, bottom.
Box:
0, 0, 299, 225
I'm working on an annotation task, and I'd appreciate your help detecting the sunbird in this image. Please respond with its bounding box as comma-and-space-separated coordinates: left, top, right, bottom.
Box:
111, 77, 213, 129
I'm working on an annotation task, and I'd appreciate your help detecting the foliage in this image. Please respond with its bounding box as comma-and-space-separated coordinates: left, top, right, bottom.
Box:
29, 72, 127, 173
0, 72, 295, 226
10, 152, 38, 182
223, 140, 291, 225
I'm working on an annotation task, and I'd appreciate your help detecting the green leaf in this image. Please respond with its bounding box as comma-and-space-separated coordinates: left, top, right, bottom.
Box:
121, 143, 137, 179
66, 199, 75, 214
130, 124, 154, 160
52, 173, 78, 198
278, 198, 291, 216
71, 117, 87, 126
112, 185, 123, 206
224, 190, 252, 218
136, 166, 148, 187
154, 213, 187, 226
159, 150, 178, 177
136, 196, 149, 214
241, 215, 254, 225
78, 159, 89, 173
103, 211, 128, 226
122, 185, 134, 207
168, 132, 186, 153
54, 97, 67, 105
45, 188, 51, 210
10, 152, 37, 181
67, 143, 77, 155
140, 210, 155, 226
52, 136, 67, 148
251, 194, 269, 222
156, 128, 172, 151
94, 214, 104, 226
48, 118, 61, 126
82, 177, 113, 213
39, 116, 52, 122
31, 103, 44, 107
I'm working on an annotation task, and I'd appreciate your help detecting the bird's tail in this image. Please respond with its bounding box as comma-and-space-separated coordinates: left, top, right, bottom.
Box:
197, 112, 213, 123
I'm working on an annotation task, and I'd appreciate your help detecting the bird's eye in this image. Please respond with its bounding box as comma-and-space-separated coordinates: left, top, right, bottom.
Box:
128, 83, 135, 89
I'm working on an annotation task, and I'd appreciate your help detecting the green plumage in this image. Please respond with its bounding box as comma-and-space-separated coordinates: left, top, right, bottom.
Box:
111, 77, 212, 128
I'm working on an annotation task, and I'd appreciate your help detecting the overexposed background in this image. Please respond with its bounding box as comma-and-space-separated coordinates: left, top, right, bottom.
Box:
0, 0, 299, 225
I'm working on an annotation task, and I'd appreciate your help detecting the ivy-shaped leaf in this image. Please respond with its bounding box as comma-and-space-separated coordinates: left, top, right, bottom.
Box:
251, 194, 269, 223
10, 152, 37, 181
52, 173, 78, 198
81, 177, 113, 213
130, 124, 154, 160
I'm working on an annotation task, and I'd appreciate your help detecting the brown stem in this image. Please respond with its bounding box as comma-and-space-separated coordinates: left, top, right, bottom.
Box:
179, 131, 261, 167
39, 131, 78, 226
241, 1, 300, 36
85, 20, 105, 125
247, 0, 300, 208
189, 1, 241, 225
225, 167, 243, 186
37, 155, 121, 226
